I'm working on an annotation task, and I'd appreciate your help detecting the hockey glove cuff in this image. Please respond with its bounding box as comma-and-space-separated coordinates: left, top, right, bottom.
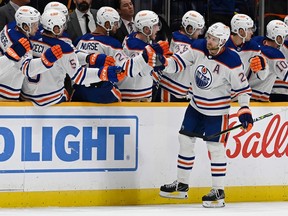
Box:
98, 66, 124, 82
87, 53, 116, 68
41, 45, 63, 68
5, 37, 31, 62
155, 54, 168, 67
237, 106, 253, 132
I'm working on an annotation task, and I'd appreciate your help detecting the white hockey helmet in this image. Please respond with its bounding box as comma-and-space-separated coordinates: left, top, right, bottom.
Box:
40, 9, 66, 35
206, 22, 230, 47
284, 15, 288, 26
231, 13, 255, 34
182, 10, 205, 35
15, 6, 40, 35
266, 20, 288, 46
135, 10, 160, 36
96, 6, 120, 31
44, 1, 69, 21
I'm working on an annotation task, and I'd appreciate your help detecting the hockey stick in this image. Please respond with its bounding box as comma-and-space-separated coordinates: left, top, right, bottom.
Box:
203, 112, 274, 141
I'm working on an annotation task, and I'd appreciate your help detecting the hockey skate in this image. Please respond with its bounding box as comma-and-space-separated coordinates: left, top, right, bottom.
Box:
202, 189, 225, 208
159, 180, 188, 199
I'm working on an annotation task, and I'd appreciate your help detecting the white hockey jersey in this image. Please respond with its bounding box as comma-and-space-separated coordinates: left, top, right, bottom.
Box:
119, 33, 156, 101
21, 34, 103, 106
153, 31, 194, 101
76, 32, 154, 101
226, 35, 269, 99
0, 22, 54, 101
251, 36, 288, 101
273, 40, 288, 96
163, 39, 252, 116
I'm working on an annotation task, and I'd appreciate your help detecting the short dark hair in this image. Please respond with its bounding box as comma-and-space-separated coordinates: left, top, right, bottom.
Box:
114, 0, 134, 10
114, 0, 121, 10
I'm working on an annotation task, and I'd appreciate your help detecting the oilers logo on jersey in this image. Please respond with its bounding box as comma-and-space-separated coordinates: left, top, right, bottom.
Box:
195, 65, 212, 89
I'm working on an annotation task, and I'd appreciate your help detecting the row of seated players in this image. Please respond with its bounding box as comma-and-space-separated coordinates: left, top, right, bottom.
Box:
0, 5, 287, 106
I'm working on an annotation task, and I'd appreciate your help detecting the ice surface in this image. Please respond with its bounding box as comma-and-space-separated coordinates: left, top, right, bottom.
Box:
0, 202, 287, 216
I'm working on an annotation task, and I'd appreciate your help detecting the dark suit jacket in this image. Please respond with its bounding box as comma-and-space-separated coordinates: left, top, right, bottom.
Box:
112, 18, 129, 44
66, 8, 97, 44
0, 3, 16, 31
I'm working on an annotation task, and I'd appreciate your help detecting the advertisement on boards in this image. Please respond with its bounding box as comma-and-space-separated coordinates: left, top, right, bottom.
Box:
0, 104, 286, 192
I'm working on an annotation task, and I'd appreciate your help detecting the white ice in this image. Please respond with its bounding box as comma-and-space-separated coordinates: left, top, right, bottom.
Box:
0, 202, 287, 216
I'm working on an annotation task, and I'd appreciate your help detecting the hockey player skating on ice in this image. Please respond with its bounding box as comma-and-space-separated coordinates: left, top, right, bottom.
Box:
21, 9, 125, 106
152, 10, 205, 102
0, 6, 63, 101
159, 22, 253, 208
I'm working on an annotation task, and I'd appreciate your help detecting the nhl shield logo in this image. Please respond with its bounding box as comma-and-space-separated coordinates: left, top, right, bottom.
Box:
195, 65, 212, 89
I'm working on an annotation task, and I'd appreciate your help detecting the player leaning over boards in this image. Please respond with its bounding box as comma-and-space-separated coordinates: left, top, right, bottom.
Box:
21, 9, 125, 106
226, 14, 269, 101
152, 10, 205, 102
251, 20, 288, 102
73, 6, 128, 103
0, 6, 63, 101
75, 8, 170, 102
159, 23, 253, 208
117, 10, 169, 102
281, 15, 288, 61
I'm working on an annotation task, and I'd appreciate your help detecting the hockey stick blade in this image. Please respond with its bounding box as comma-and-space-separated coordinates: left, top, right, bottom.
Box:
204, 112, 274, 141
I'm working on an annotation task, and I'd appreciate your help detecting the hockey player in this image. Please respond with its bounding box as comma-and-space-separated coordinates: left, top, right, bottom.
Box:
159, 22, 253, 208
21, 9, 125, 106
280, 15, 288, 60
43, 1, 71, 43
269, 16, 288, 102
152, 10, 205, 102
117, 10, 166, 101
227, 14, 269, 101
75, 8, 168, 102
251, 20, 288, 102
72, 6, 123, 103
0, 6, 63, 101
42, 1, 100, 66
41, 1, 106, 96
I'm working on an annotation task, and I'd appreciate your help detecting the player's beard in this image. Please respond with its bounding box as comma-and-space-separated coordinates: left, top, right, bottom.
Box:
77, 2, 90, 12
206, 43, 219, 51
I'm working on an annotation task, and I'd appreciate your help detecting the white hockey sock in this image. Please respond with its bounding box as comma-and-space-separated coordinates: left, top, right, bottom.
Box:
177, 134, 196, 184
207, 141, 226, 190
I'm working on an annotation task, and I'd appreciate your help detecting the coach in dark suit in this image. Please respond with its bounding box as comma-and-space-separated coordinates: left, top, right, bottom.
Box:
66, 0, 97, 43
112, 0, 135, 44
0, 0, 30, 31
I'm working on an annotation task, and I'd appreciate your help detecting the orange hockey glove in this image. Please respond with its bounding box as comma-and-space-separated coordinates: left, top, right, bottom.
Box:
250, 55, 266, 73
87, 53, 116, 67
41, 45, 63, 68
142, 45, 156, 67
98, 66, 124, 82
5, 37, 31, 61
151, 40, 171, 55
